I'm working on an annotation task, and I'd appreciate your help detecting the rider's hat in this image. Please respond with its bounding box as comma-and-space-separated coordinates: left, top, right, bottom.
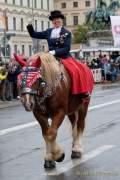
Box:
49, 10, 64, 21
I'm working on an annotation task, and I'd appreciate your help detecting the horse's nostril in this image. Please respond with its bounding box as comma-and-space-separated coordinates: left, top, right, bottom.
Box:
30, 102, 34, 108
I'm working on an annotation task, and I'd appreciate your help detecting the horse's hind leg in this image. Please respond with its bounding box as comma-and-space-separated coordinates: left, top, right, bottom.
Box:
69, 102, 89, 159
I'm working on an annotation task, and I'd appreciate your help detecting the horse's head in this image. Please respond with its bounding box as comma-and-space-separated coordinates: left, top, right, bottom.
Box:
14, 54, 45, 111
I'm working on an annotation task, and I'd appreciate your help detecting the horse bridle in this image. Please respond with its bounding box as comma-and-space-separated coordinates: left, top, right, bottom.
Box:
20, 66, 45, 95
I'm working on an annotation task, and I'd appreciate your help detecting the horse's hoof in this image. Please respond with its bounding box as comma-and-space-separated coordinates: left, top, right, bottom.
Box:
44, 160, 56, 169
55, 153, 65, 162
71, 151, 82, 159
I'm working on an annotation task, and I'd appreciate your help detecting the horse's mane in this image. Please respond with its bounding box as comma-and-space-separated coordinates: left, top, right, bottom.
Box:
32, 52, 67, 90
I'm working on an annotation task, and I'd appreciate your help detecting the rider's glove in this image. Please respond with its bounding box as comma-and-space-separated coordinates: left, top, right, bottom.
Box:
49, 50, 55, 55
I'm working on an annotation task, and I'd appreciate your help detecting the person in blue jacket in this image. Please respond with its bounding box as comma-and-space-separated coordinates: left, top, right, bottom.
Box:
27, 10, 71, 59
27, 11, 90, 98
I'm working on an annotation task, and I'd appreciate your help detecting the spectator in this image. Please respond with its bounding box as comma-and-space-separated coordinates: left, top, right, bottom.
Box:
6, 60, 20, 101
102, 60, 111, 81
0, 65, 7, 101
110, 61, 117, 82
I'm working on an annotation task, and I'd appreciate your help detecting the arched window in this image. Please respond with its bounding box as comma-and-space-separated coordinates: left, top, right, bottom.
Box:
13, 17, 16, 30
47, 0, 49, 10
20, 0, 23, 6
21, 18, 24, 31
41, 0, 43, 9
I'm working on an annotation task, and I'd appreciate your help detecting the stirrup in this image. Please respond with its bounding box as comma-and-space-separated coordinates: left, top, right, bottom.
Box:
81, 92, 90, 99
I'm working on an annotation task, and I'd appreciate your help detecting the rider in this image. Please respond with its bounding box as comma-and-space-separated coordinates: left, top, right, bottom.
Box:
27, 10, 91, 98
27, 10, 71, 59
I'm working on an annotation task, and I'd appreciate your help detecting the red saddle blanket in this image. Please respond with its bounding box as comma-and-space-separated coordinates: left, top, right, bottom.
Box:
61, 57, 94, 94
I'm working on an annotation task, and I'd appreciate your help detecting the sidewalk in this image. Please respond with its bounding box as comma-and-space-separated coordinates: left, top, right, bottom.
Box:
0, 100, 21, 109
94, 82, 120, 91
0, 82, 120, 109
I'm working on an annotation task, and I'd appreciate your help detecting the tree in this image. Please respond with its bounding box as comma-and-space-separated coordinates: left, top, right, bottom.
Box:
86, 0, 120, 30
73, 25, 88, 43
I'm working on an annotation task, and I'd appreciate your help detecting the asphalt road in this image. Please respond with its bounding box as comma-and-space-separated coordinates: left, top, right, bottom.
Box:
0, 84, 120, 180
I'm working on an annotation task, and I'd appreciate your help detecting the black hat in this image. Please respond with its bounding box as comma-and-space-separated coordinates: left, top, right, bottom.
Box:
49, 10, 64, 21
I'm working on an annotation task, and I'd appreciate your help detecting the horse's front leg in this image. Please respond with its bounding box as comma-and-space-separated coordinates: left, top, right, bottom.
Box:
33, 111, 55, 169
44, 110, 65, 166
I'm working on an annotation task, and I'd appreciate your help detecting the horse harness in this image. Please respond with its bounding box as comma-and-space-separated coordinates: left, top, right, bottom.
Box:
19, 66, 64, 113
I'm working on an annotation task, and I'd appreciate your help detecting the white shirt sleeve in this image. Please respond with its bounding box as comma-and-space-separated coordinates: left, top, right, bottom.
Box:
49, 50, 55, 55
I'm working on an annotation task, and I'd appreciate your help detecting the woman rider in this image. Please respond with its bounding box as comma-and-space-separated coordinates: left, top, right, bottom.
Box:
27, 10, 71, 59
27, 10, 93, 98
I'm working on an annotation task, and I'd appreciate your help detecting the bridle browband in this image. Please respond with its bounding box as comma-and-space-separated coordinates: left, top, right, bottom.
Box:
19, 66, 45, 95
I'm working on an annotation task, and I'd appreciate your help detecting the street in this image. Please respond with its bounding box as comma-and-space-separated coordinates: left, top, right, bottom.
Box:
0, 84, 120, 180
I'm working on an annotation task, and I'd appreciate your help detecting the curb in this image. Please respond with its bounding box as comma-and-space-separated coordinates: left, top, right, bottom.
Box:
0, 100, 21, 109
95, 82, 120, 89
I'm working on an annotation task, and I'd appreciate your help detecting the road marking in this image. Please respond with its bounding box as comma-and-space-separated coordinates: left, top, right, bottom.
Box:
0, 122, 38, 136
89, 99, 120, 110
94, 88, 119, 95
1, 99, 120, 136
44, 145, 115, 176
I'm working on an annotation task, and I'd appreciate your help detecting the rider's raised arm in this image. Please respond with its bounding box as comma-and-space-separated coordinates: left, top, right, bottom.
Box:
27, 24, 47, 39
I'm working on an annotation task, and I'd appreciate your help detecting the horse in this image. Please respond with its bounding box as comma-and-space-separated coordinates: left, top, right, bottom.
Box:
14, 52, 93, 169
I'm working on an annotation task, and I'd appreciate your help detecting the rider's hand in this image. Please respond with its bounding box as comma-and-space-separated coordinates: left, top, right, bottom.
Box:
49, 50, 55, 55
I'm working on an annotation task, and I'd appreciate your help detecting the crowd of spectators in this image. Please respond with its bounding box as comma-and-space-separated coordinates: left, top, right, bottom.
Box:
87, 55, 120, 82
0, 53, 120, 102
0, 59, 21, 101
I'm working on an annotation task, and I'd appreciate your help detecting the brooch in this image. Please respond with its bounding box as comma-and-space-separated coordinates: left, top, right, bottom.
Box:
57, 33, 68, 44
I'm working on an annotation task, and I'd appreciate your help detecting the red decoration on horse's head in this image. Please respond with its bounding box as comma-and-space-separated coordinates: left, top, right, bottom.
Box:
13, 54, 27, 67
29, 56, 41, 68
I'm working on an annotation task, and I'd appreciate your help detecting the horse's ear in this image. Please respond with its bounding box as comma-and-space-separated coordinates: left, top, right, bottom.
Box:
31, 56, 41, 68
13, 53, 27, 67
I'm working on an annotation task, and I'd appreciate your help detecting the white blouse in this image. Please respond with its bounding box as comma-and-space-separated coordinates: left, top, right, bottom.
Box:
50, 26, 62, 39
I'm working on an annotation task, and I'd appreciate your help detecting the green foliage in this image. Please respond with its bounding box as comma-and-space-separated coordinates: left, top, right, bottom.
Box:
73, 25, 88, 43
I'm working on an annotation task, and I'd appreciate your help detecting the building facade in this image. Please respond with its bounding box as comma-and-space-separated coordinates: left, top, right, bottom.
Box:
54, 0, 120, 32
0, 0, 54, 60
54, 0, 97, 32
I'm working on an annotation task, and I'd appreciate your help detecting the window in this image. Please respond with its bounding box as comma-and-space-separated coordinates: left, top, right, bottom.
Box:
63, 17, 66, 26
35, 20, 37, 31
85, 1, 90, 7
13, 0, 15, 4
61, 3, 66, 8
14, 45, 17, 54
34, 0, 37, 8
6, 44, 10, 57
21, 18, 24, 31
22, 45, 25, 54
29, 45, 32, 56
13, 17, 16, 30
20, 0, 23, 6
41, 0, 43, 9
73, 16, 78, 25
73, 2, 78, 7
47, 0, 49, 10
28, 0, 30, 7
48, 21, 50, 28
41, 21, 44, 31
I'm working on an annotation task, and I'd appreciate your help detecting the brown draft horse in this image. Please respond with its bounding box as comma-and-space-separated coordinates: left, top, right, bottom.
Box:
14, 52, 93, 170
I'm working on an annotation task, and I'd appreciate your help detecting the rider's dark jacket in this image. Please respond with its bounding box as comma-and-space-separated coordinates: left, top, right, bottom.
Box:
27, 24, 71, 58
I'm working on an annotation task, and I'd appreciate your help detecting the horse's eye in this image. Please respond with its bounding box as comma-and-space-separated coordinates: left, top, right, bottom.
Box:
39, 78, 46, 87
